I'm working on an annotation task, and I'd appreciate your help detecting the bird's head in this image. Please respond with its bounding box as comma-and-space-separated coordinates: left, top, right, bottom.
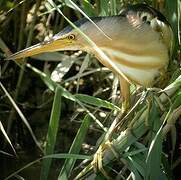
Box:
6, 17, 110, 60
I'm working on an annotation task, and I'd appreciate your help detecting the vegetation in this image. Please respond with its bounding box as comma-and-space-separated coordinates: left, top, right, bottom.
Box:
0, 0, 180, 179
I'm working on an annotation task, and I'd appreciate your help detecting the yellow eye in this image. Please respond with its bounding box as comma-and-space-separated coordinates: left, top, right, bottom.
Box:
68, 34, 75, 40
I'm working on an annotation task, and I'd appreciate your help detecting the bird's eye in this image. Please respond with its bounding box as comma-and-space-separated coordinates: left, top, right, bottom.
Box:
68, 34, 75, 40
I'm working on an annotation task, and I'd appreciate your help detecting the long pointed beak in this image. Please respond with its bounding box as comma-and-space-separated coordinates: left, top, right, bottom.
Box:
6, 37, 71, 60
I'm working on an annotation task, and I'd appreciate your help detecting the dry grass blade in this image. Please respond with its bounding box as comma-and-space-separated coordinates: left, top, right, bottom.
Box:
0, 121, 16, 155
0, 82, 42, 152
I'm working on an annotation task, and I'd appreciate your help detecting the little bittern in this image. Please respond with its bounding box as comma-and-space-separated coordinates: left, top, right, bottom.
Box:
7, 4, 173, 111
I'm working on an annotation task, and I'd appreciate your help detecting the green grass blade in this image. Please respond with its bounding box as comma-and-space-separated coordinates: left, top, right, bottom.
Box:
127, 154, 146, 178
145, 101, 164, 180
162, 75, 181, 92
99, 0, 109, 15
165, 0, 180, 50
58, 115, 92, 179
81, 0, 96, 16
40, 86, 62, 180
110, 0, 117, 15
75, 94, 120, 110
126, 157, 143, 180
44, 153, 91, 160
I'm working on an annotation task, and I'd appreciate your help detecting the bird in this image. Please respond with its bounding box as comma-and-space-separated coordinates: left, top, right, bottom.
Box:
6, 3, 173, 112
